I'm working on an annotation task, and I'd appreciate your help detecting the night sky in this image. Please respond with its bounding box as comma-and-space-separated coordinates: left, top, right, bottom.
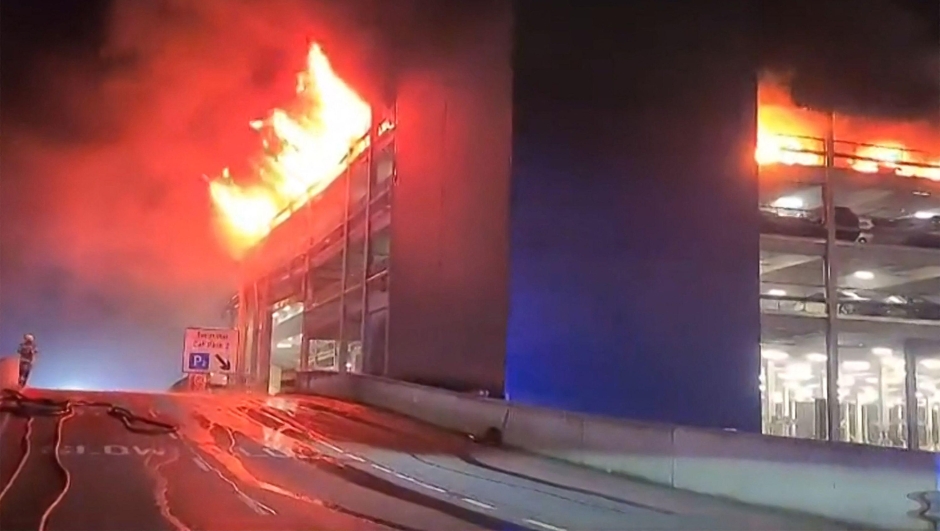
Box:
1, 0, 937, 391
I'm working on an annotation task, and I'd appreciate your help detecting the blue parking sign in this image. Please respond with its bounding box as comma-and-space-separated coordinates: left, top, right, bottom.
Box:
188, 352, 210, 371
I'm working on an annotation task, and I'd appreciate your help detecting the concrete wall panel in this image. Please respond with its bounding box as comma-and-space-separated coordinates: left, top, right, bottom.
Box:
507, 1, 761, 431
388, 0, 512, 394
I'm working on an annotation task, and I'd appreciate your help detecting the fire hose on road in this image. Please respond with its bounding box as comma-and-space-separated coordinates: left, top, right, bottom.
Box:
0, 388, 178, 530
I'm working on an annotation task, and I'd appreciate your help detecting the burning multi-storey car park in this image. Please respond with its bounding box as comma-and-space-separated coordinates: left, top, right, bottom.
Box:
209, 12, 940, 453
7, 1, 940, 528
214, 3, 512, 397
755, 74, 940, 449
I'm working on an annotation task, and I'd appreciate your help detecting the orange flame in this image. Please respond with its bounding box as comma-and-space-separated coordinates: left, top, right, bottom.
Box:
756, 75, 939, 181
208, 43, 372, 255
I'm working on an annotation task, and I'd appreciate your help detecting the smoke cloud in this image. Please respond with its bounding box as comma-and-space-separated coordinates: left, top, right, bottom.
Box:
0, 0, 375, 389
760, 0, 940, 122
0, 0, 482, 389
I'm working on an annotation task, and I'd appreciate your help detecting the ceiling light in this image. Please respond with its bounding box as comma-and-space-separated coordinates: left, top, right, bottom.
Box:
805, 352, 827, 363
276, 340, 292, 349
883, 372, 905, 384
843, 360, 871, 371
853, 270, 875, 280
780, 366, 814, 381
914, 210, 936, 220
882, 357, 905, 369
792, 388, 813, 402
767, 289, 787, 297
787, 362, 812, 375
780, 373, 814, 383
864, 377, 879, 384
921, 359, 940, 370
871, 347, 893, 357
761, 348, 789, 361
772, 196, 804, 209
857, 389, 879, 405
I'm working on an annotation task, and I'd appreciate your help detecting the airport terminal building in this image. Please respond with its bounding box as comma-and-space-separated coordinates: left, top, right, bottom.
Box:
223, 2, 940, 451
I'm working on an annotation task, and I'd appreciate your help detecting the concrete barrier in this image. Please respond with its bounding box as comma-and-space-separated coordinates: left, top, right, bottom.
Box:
500, 403, 678, 485
298, 372, 937, 530
671, 426, 937, 530
353, 376, 510, 436
0, 356, 18, 389
295, 370, 357, 399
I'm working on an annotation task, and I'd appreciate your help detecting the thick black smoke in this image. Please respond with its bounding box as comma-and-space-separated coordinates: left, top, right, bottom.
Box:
760, 0, 940, 122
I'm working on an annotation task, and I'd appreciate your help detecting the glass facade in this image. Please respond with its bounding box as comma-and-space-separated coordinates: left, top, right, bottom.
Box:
759, 114, 940, 449
233, 111, 396, 393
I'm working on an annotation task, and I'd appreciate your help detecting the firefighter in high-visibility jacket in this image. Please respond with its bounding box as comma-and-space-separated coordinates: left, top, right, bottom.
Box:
17, 334, 37, 387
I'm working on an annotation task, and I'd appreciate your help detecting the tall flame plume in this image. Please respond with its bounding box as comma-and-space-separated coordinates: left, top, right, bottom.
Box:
208, 44, 371, 256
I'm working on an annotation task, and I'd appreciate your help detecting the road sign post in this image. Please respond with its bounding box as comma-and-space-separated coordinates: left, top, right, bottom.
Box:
190, 373, 207, 391
182, 328, 238, 375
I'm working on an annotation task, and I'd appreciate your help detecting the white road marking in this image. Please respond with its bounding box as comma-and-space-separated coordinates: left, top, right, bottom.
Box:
414, 481, 446, 493
188, 447, 276, 516
392, 472, 447, 493
371, 464, 392, 473
524, 519, 568, 531
191, 457, 210, 471
319, 441, 344, 454
346, 454, 365, 462
462, 498, 494, 510
237, 492, 275, 515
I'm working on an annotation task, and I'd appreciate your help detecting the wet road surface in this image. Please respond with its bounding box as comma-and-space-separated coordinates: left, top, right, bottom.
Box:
0, 390, 852, 530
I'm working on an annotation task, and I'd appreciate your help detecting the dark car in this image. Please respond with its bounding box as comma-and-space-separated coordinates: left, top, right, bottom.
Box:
869, 215, 940, 249
760, 205, 862, 242
804, 290, 940, 321
760, 207, 821, 238
875, 216, 940, 249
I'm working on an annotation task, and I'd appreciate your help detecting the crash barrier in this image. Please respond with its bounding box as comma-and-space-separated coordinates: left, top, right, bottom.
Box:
0, 356, 18, 389
295, 369, 357, 398
296, 371, 938, 530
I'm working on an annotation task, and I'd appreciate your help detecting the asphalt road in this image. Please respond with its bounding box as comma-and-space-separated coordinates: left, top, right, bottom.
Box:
0, 389, 852, 531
